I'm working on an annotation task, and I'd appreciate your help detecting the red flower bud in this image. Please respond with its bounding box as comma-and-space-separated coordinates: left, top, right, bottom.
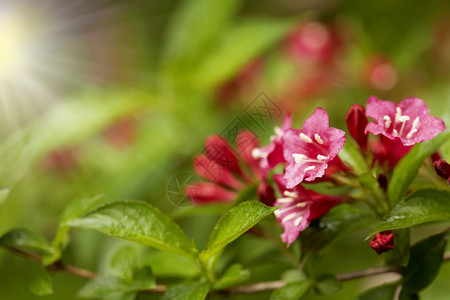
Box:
193, 155, 244, 190
257, 181, 276, 206
433, 159, 450, 184
205, 135, 244, 177
346, 104, 368, 152
185, 182, 236, 205
370, 231, 394, 255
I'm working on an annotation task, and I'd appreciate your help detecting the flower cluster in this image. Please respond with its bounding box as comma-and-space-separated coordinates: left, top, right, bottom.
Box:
186, 96, 446, 252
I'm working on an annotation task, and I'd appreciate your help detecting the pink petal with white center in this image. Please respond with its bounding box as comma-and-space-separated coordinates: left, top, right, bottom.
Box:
282, 108, 346, 188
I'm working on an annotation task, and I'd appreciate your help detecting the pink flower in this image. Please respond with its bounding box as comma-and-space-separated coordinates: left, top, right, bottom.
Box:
186, 131, 276, 205
369, 231, 395, 255
282, 107, 346, 189
273, 175, 344, 247
251, 114, 292, 177
365, 96, 446, 166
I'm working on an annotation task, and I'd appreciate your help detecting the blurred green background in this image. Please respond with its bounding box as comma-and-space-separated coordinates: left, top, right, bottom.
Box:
1, 0, 450, 299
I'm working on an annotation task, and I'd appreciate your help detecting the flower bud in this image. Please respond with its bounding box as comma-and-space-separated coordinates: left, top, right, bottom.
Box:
433, 159, 450, 184
369, 231, 394, 255
346, 104, 368, 152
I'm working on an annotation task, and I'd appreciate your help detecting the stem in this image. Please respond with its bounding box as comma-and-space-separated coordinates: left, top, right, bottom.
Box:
6, 247, 450, 295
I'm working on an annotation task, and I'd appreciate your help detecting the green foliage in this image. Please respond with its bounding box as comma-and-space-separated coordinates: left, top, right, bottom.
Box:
312, 273, 342, 296
200, 201, 278, 263
301, 204, 377, 257
0, 227, 53, 255
388, 131, 450, 205
270, 281, 310, 300
213, 264, 251, 290
67, 201, 198, 261
372, 189, 450, 234
355, 282, 398, 300
401, 230, 449, 293
29, 267, 53, 296
78, 245, 156, 298
161, 280, 210, 300
339, 141, 369, 174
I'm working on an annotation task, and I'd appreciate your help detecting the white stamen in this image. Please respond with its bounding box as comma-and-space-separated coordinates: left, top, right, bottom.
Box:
395, 107, 402, 123
294, 216, 303, 226
274, 209, 282, 217
317, 154, 328, 161
304, 166, 316, 172
277, 205, 298, 214
383, 115, 392, 129
284, 191, 299, 198
406, 117, 420, 139
296, 202, 307, 208
282, 212, 297, 223
314, 133, 324, 144
277, 197, 294, 204
252, 148, 266, 159
299, 133, 313, 143
393, 129, 399, 136
398, 115, 410, 122
293, 153, 307, 164
274, 126, 283, 136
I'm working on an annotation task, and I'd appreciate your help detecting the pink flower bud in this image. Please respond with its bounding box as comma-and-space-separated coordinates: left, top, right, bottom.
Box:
346, 104, 368, 152
204, 135, 244, 177
370, 231, 395, 255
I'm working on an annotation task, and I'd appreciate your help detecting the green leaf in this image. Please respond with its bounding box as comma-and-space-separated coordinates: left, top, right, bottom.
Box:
0, 227, 53, 255
128, 266, 156, 291
192, 18, 296, 90
401, 230, 449, 293
199, 201, 278, 263
110, 245, 137, 281
388, 131, 450, 205
313, 273, 342, 296
29, 267, 53, 296
339, 140, 369, 174
67, 200, 198, 261
161, 280, 209, 300
301, 204, 377, 257
355, 282, 398, 300
371, 189, 450, 234
48, 195, 110, 263
213, 264, 251, 290
270, 281, 309, 300
78, 277, 126, 298
143, 250, 200, 278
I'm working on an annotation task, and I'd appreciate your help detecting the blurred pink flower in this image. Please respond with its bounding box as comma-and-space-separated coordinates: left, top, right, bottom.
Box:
283, 107, 346, 189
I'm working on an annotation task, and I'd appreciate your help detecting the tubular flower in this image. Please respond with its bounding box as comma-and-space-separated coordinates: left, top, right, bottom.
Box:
369, 231, 395, 255
251, 114, 292, 177
365, 96, 446, 166
346, 104, 368, 152
283, 107, 346, 189
186, 131, 275, 205
273, 175, 344, 247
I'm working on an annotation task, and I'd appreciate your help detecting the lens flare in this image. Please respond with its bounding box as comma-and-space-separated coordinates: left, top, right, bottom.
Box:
0, 0, 143, 134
